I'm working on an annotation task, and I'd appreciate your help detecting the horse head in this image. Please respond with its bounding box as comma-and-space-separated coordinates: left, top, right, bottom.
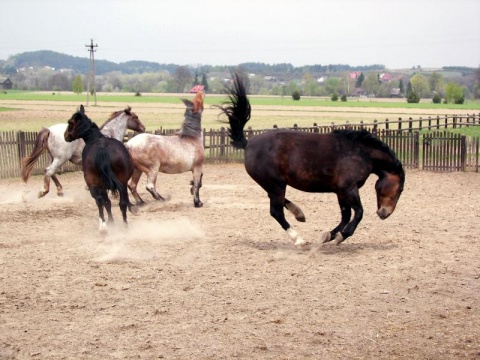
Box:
192, 91, 204, 114
124, 106, 145, 133
64, 105, 101, 143
375, 170, 404, 219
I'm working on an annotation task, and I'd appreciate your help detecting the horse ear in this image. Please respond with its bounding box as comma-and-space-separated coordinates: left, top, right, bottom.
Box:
182, 99, 194, 108
79, 105, 85, 114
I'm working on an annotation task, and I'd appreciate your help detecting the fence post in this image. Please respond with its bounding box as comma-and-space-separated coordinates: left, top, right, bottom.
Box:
437, 116, 440, 129
419, 117, 422, 131
453, 115, 457, 129
385, 118, 389, 130
445, 115, 448, 129
373, 120, 378, 134
461, 135, 467, 172
17, 131, 27, 161
428, 116, 432, 130
408, 117, 413, 133
398, 117, 402, 131
414, 131, 420, 169
220, 127, 226, 157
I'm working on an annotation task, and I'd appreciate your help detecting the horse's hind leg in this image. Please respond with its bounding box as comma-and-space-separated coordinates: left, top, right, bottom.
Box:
190, 169, 203, 208
40, 159, 63, 198
269, 192, 308, 248
90, 188, 108, 234
118, 188, 129, 225
284, 199, 305, 222
128, 168, 146, 205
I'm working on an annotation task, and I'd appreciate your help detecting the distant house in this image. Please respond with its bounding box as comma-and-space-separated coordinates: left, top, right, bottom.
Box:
379, 73, 392, 82
0, 77, 13, 90
349, 71, 361, 79
189, 85, 205, 93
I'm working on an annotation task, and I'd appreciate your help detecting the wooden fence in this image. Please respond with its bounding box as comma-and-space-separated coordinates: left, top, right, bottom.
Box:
1, 115, 479, 180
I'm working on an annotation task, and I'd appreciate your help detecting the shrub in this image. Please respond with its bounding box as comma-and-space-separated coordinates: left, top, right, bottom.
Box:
432, 93, 442, 104
454, 95, 464, 104
407, 91, 420, 103
331, 93, 339, 101
135, 91, 142, 97
292, 90, 300, 100
341, 94, 347, 102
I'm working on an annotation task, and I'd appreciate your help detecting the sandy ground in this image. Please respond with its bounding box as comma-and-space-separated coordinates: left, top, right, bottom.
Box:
0, 164, 479, 359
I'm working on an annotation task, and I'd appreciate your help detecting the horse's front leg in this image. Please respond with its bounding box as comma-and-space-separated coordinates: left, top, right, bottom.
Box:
191, 169, 203, 208
51, 174, 63, 197
322, 196, 352, 244
323, 189, 363, 245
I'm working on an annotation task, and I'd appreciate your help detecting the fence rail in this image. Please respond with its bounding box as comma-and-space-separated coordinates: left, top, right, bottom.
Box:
1, 115, 479, 179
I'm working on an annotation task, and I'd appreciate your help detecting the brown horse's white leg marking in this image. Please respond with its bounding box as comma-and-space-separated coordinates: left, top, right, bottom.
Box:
286, 228, 309, 247
99, 218, 108, 234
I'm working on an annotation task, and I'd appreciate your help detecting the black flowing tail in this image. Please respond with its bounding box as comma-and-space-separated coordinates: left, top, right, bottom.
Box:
95, 147, 124, 195
216, 73, 251, 149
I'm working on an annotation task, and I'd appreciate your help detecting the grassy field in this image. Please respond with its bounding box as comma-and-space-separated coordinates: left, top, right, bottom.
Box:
1, 91, 480, 134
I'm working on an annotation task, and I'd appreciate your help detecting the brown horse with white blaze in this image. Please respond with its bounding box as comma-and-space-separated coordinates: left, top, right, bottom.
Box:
126, 91, 205, 207
216, 74, 405, 248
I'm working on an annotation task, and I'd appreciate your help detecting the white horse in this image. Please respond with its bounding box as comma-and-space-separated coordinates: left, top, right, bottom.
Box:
21, 106, 145, 198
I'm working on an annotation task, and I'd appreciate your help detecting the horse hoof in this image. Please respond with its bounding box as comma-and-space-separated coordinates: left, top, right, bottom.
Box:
57, 192, 64, 197
321, 232, 331, 243
38, 191, 47, 198
334, 233, 344, 245
194, 201, 203, 208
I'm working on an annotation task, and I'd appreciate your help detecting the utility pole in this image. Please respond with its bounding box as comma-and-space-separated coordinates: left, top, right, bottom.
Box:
85, 39, 98, 106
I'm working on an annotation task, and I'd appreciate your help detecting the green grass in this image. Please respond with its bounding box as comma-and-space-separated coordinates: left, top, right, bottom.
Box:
2, 91, 480, 110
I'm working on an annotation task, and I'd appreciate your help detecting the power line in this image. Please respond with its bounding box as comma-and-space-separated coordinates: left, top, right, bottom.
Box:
85, 39, 98, 106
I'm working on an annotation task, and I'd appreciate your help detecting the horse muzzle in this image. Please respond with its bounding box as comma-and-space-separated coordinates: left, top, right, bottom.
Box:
376, 207, 392, 220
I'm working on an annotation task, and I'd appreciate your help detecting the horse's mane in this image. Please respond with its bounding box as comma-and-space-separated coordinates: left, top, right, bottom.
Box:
178, 98, 202, 138
100, 107, 132, 130
334, 129, 404, 176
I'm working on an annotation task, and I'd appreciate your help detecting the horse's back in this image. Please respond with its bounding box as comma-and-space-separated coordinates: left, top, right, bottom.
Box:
245, 130, 372, 192
127, 133, 204, 173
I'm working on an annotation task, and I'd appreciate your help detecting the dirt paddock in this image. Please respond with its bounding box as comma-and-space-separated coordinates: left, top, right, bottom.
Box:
0, 164, 479, 359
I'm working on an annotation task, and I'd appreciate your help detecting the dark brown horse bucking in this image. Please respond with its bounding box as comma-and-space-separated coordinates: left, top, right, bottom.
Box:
217, 74, 405, 248
64, 105, 136, 234
126, 91, 205, 207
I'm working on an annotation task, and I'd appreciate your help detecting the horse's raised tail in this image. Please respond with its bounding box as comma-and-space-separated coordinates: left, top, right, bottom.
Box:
21, 128, 50, 182
216, 73, 251, 150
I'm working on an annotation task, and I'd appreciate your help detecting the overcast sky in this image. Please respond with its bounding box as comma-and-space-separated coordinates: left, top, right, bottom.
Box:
1, 0, 479, 69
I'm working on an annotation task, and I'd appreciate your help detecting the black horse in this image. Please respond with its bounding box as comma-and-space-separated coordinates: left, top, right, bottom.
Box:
64, 105, 135, 234
217, 74, 405, 247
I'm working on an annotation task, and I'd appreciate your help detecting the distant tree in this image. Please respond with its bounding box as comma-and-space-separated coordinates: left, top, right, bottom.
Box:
429, 72, 445, 95
302, 73, 319, 96
170, 66, 192, 92
399, 79, 404, 95
331, 92, 339, 101
193, 73, 200, 86
410, 74, 430, 98
72, 75, 83, 94
325, 77, 341, 95
406, 81, 413, 97
292, 90, 300, 100
363, 72, 380, 96
407, 91, 420, 103
341, 94, 347, 102
201, 73, 209, 92
445, 81, 465, 104
474, 66, 480, 99
432, 93, 442, 104
355, 72, 364, 88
